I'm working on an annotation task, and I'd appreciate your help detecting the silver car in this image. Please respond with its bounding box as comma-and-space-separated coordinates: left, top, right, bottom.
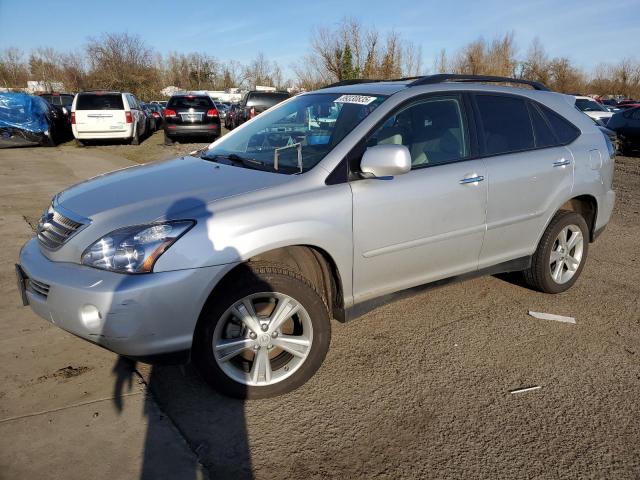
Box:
17, 74, 616, 398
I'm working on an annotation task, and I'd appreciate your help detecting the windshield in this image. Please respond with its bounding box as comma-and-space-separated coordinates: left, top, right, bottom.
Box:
575, 98, 607, 112
203, 92, 386, 173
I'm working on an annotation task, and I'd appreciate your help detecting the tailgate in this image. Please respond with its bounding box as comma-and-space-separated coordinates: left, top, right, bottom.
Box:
75, 110, 127, 133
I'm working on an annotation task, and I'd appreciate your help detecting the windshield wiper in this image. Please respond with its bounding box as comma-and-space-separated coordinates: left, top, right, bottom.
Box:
202, 152, 270, 170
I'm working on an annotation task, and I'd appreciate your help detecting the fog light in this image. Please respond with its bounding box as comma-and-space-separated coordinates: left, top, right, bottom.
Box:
80, 304, 102, 329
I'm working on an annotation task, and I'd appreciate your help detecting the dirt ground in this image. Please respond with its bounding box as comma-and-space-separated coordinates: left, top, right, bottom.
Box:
1, 130, 639, 479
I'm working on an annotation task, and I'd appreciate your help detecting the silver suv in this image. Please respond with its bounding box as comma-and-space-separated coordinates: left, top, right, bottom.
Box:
17, 75, 616, 398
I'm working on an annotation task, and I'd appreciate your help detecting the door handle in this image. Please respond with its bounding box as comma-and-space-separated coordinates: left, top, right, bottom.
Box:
553, 158, 571, 167
459, 175, 484, 185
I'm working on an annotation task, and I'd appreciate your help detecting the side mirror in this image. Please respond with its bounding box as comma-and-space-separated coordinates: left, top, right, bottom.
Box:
360, 144, 412, 178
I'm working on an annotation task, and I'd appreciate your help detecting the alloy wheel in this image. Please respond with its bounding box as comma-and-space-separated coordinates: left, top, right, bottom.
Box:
212, 292, 313, 387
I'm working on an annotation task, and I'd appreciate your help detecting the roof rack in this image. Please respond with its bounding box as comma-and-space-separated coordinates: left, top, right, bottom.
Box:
321, 76, 425, 89
321, 79, 385, 89
320, 74, 550, 92
409, 74, 550, 91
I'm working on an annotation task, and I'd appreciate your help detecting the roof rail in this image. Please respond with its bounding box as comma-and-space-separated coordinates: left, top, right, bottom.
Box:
321, 76, 425, 89
409, 74, 550, 91
321, 79, 385, 89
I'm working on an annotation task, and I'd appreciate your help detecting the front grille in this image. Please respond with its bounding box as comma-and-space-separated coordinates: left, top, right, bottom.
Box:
37, 206, 85, 250
27, 277, 50, 299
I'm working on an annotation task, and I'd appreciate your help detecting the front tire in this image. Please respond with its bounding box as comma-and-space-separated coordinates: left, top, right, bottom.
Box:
523, 210, 589, 293
194, 263, 331, 399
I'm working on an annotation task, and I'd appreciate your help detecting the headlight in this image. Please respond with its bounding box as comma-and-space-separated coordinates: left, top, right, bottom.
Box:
81, 221, 194, 273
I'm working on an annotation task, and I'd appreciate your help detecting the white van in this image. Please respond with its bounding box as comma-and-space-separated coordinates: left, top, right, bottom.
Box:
71, 91, 147, 145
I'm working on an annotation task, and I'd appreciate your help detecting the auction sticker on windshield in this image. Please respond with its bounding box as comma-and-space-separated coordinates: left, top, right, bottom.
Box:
334, 95, 378, 105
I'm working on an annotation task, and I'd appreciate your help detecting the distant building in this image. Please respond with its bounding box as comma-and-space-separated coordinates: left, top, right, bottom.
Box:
160, 85, 186, 97
26, 80, 65, 93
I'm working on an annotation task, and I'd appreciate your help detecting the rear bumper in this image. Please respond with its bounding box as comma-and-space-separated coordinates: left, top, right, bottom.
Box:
18, 238, 232, 357
73, 125, 134, 140
165, 124, 220, 137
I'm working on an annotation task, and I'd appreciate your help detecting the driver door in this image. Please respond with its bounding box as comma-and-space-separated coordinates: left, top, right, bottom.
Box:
351, 95, 488, 303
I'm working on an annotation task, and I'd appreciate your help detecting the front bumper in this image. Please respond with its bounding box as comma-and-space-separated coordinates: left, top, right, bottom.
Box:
18, 238, 232, 357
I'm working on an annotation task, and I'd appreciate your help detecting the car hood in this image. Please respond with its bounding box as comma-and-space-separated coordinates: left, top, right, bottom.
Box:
55, 155, 292, 223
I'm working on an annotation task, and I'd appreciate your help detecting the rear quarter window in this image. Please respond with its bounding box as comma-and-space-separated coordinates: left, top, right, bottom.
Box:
538, 104, 580, 145
76, 94, 124, 110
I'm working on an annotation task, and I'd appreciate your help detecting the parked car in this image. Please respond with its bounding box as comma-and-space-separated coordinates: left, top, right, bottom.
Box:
615, 103, 640, 110
163, 94, 221, 145
236, 90, 291, 127
592, 118, 619, 153
16, 74, 615, 398
215, 102, 228, 123
71, 91, 147, 146
151, 100, 168, 108
0, 92, 69, 147
573, 95, 613, 124
607, 106, 640, 156
140, 102, 157, 133
224, 103, 240, 130
148, 103, 164, 128
38, 92, 75, 116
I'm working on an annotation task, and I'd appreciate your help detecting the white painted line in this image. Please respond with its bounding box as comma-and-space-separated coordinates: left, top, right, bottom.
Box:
528, 311, 576, 324
509, 386, 542, 395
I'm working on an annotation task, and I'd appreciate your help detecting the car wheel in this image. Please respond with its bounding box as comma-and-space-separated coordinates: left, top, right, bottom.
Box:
523, 210, 589, 293
194, 262, 331, 399
164, 133, 174, 146
75, 139, 85, 147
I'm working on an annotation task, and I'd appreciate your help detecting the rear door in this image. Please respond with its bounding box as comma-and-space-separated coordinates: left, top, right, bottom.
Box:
74, 93, 126, 133
473, 93, 576, 268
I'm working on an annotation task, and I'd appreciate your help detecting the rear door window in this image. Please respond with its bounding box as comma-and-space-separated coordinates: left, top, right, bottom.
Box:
76, 94, 124, 110
474, 94, 534, 156
167, 96, 214, 109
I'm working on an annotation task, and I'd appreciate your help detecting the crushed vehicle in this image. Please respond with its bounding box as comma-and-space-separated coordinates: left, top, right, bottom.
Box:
0, 92, 67, 148
17, 74, 616, 398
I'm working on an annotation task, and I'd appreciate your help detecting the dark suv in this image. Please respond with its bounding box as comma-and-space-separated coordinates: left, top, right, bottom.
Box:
237, 90, 290, 127
164, 94, 220, 145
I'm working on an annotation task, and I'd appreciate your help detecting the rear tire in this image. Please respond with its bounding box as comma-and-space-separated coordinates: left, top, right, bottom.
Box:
164, 133, 174, 145
523, 210, 589, 293
194, 262, 331, 399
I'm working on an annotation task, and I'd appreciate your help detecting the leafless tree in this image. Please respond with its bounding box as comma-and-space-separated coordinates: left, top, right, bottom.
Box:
86, 32, 158, 97
0, 47, 29, 88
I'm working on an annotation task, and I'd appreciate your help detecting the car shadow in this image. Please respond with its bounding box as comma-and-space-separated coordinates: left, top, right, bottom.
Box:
107, 197, 254, 479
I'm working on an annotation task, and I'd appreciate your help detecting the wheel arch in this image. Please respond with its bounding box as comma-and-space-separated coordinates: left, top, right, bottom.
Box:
194, 244, 346, 342
559, 194, 598, 242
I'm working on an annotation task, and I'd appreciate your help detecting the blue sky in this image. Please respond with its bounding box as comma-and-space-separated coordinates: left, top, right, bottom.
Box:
1, 0, 638, 77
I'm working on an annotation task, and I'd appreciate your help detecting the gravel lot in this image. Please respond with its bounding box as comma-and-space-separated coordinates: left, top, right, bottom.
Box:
1, 131, 639, 479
